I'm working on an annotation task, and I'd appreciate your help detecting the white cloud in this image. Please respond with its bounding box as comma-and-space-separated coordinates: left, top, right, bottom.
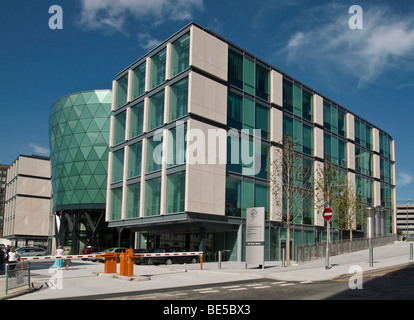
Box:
280, 4, 414, 88
78, 0, 204, 33
137, 33, 161, 51
29, 143, 49, 156
397, 172, 413, 187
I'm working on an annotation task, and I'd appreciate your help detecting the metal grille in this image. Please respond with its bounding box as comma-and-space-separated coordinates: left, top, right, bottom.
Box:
5, 262, 31, 295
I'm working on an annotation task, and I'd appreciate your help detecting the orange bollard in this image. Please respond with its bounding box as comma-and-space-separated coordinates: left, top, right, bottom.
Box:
200, 254, 203, 270
119, 249, 134, 277
104, 253, 117, 274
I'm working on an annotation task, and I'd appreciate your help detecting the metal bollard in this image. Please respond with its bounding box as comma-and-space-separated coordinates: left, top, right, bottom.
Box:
410, 243, 413, 260
369, 247, 374, 267
282, 248, 286, 268
218, 250, 222, 269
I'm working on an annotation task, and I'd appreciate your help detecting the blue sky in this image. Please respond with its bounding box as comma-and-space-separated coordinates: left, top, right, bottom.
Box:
1, 0, 413, 203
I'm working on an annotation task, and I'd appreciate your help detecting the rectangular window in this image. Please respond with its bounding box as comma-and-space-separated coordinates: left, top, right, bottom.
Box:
126, 182, 140, 219
225, 178, 242, 217
243, 97, 255, 133
169, 78, 188, 122
146, 135, 163, 173
283, 80, 293, 112
114, 111, 126, 145
115, 74, 128, 110
130, 101, 144, 138
128, 142, 142, 178
228, 50, 243, 89
302, 123, 313, 156
148, 90, 165, 131
244, 58, 255, 95
255, 104, 269, 140
110, 187, 123, 220
338, 139, 347, 167
150, 48, 166, 89
256, 64, 269, 101
227, 91, 243, 130
112, 149, 124, 183
166, 171, 185, 213
338, 109, 346, 137
168, 123, 187, 167
302, 90, 313, 122
254, 184, 269, 220
144, 177, 161, 216
323, 101, 331, 131
242, 180, 254, 218
171, 32, 190, 78
132, 62, 146, 100
293, 84, 302, 117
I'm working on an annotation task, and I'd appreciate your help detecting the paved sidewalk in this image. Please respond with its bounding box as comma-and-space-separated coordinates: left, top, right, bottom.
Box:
1, 241, 413, 300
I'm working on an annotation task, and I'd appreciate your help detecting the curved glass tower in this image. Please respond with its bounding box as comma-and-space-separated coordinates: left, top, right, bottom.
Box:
49, 90, 113, 252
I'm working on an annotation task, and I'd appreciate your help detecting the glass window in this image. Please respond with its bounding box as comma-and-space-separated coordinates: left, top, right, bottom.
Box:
146, 135, 163, 173
243, 97, 255, 133
227, 91, 243, 130
126, 182, 140, 219
132, 62, 146, 100
293, 84, 302, 117
144, 177, 161, 216
354, 118, 361, 145
242, 180, 254, 218
338, 139, 347, 167
283, 80, 293, 112
110, 187, 123, 220
166, 171, 186, 213
128, 142, 142, 178
169, 78, 188, 122
283, 115, 293, 140
150, 48, 166, 89
255, 104, 269, 140
114, 111, 126, 145
112, 149, 124, 183
168, 123, 187, 167
338, 109, 346, 137
255, 184, 269, 220
302, 90, 313, 122
302, 123, 313, 156
171, 32, 190, 78
256, 64, 269, 101
115, 74, 128, 110
228, 50, 243, 88
130, 101, 144, 138
225, 178, 242, 217
148, 90, 164, 131
255, 144, 269, 179
227, 133, 242, 174
323, 102, 331, 131
244, 58, 255, 95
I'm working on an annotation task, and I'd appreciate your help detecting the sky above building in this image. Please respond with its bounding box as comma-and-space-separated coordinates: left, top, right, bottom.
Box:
0, 0, 413, 202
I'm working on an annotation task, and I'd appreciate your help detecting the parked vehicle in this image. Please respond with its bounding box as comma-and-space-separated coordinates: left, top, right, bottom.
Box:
145, 247, 199, 265
15, 246, 47, 257
80, 246, 99, 260
90, 247, 127, 262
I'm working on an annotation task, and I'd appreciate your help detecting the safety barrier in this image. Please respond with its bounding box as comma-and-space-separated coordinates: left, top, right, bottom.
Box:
18, 250, 204, 278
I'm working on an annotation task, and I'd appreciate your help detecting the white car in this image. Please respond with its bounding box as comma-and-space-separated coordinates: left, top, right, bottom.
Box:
15, 246, 47, 257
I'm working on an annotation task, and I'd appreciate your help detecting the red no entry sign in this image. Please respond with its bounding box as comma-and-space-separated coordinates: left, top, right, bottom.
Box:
323, 208, 333, 221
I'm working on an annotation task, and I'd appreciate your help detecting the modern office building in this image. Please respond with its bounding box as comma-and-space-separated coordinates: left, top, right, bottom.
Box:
396, 203, 414, 236
0, 164, 9, 237
3, 155, 52, 247
106, 23, 396, 261
49, 90, 131, 253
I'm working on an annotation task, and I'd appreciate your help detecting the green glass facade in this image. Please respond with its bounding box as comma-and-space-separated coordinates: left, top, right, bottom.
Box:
49, 90, 112, 209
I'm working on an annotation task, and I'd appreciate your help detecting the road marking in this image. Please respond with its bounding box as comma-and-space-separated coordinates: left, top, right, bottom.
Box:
194, 288, 214, 291
280, 283, 295, 287
229, 287, 247, 291
300, 281, 313, 284
199, 290, 220, 294
253, 286, 271, 289
222, 285, 241, 289
271, 281, 286, 285
245, 283, 264, 287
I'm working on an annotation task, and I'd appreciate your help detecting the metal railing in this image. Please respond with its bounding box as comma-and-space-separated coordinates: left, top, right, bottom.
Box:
296, 234, 397, 263
5, 262, 31, 295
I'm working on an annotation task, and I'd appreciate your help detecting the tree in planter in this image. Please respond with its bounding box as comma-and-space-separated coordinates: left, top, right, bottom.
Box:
271, 135, 314, 266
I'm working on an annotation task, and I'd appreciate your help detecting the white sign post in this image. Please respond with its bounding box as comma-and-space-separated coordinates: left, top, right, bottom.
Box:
323, 208, 333, 270
245, 207, 265, 269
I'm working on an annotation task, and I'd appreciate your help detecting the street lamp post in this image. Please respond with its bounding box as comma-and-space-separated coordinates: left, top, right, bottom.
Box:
407, 198, 411, 239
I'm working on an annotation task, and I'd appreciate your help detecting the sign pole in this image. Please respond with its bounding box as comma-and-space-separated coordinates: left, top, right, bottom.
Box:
325, 220, 330, 270
323, 207, 333, 270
